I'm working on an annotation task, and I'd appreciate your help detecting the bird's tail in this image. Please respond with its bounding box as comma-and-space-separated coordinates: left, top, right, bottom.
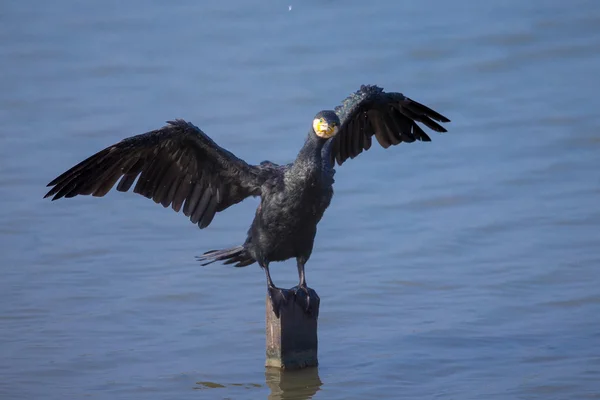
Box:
196, 245, 256, 267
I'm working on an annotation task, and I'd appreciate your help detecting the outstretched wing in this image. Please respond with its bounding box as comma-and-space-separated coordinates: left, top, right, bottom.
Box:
329, 85, 450, 166
45, 119, 271, 229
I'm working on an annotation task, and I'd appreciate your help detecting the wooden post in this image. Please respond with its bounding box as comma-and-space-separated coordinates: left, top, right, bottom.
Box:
265, 289, 320, 369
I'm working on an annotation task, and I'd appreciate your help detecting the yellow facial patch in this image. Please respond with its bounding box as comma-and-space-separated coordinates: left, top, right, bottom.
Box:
313, 118, 338, 138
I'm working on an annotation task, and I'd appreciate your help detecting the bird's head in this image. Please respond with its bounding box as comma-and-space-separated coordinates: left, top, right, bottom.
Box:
312, 110, 340, 139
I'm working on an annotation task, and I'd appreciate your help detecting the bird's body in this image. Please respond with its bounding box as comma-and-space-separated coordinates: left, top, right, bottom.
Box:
247, 133, 333, 265
45, 85, 450, 317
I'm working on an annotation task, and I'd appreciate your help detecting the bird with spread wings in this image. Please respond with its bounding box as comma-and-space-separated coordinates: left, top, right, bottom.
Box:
45, 84, 450, 317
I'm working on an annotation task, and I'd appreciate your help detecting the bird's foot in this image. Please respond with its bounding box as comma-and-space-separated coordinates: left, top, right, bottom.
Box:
268, 286, 288, 318
292, 285, 320, 319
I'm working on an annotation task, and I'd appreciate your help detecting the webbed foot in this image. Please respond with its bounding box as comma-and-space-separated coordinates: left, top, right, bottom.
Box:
268, 286, 288, 318
292, 285, 320, 319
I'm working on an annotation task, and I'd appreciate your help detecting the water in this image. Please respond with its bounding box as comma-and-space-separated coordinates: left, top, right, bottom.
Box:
1, 1, 599, 399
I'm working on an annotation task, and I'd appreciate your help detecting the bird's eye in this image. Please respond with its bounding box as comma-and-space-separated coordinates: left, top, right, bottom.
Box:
319, 119, 324, 123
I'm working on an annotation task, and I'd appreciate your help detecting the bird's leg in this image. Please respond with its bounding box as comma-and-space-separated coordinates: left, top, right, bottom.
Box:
292, 258, 320, 318
297, 258, 307, 288
263, 262, 287, 318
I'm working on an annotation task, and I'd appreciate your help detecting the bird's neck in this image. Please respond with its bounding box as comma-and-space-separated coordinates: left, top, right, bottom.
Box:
285, 132, 328, 190
294, 131, 327, 167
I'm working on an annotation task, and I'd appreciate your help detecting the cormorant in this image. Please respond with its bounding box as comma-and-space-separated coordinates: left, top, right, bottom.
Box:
45, 85, 450, 317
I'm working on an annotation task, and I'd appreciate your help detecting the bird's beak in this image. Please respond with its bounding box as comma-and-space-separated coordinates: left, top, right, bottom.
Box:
325, 123, 338, 137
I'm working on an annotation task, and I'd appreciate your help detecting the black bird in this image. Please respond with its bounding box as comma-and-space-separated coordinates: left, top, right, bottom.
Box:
44, 85, 450, 317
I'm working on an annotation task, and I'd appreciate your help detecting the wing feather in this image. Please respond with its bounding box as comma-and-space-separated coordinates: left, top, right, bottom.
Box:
45, 119, 273, 229
330, 85, 450, 165
172, 174, 192, 213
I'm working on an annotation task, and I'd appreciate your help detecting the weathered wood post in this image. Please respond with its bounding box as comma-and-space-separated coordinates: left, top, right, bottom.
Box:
265, 289, 320, 369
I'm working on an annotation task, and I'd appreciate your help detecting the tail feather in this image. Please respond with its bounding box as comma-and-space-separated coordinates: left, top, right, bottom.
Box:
196, 245, 256, 267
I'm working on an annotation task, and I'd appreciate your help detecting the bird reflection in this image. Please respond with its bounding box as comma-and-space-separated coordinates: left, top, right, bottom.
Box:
265, 367, 322, 400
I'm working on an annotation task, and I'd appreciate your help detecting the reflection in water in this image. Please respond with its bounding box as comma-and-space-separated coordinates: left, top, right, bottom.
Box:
192, 368, 322, 399
194, 380, 262, 390
265, 367, 323, 400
